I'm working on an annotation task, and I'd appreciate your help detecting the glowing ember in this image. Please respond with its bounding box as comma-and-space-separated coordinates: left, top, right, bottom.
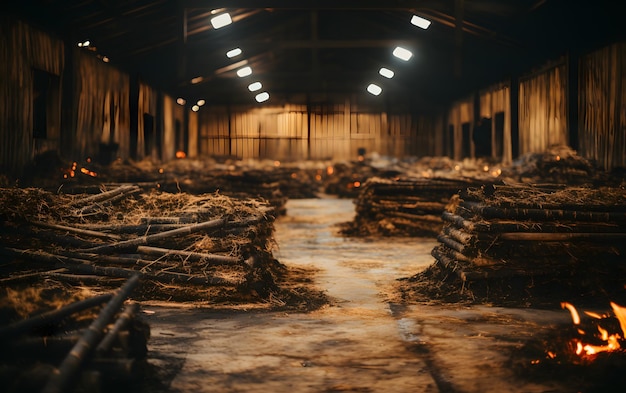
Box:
176, 151, 187, 159
80, 167, 97, 177
326, 166, 334, 176
274, 160, 281, 167
562, 301, 626, 359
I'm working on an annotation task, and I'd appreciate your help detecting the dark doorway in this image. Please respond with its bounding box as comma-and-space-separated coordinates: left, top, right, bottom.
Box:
446, 124, 454, 158
461, 122, 471, 158
143, 113, 155, 158
129, 124, 138, 161
32, 69, 60, 140
473, 117, 492, 158
494, 112, 505, 161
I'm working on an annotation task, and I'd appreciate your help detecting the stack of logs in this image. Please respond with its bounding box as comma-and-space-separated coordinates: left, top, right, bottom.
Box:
0, 184, 281, 303
343, 176, 498, 237
432, 184, 626, 303
0, 275, 149, 393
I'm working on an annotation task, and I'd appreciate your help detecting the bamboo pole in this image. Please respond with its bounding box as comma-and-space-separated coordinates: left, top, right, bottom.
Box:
96, 302, 140, 355
29, 221, 122, 241
0, 294, 113, 341
69, 185, 138, 207
82, 217, 227, 254
41, 275, 140, 393
136, 246, 241, 265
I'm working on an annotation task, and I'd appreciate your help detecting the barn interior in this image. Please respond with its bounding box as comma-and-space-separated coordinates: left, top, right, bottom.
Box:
2, 0, 626, 392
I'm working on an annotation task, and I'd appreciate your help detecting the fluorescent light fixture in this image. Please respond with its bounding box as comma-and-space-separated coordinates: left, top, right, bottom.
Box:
226, 47, 242, 58
197, 99, 206, 106
176, 98, 186, 105
255, 92, 270, 103
192, 105, 200, 112
236, 66, 252, 77
379, 67, 394, 79
393, 46, 413, 61
211, 13, 232, 29
248, 81, 262, 92
410, 15, 432, 29
367, 83, 382, 96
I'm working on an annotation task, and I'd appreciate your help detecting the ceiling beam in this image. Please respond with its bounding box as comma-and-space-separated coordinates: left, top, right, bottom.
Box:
183, 0, 424, 11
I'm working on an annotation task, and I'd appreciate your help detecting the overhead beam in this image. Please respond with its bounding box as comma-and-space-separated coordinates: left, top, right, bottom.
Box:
183, 0, 424, 11
188, 39, 419, 49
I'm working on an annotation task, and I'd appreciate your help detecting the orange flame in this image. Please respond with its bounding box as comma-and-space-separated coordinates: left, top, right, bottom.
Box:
176, 151, 187, 159
562, 301, 626, 359
80, 167, 98, 177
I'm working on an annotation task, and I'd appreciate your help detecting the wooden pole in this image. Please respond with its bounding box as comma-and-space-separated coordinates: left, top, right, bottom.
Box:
41, 275, 140, 393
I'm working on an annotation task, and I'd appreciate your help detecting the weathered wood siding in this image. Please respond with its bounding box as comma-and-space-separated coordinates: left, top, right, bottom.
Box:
579, 42, 626, 170
138, 82, 158, 161
447, 97, 474, 160
199, 101, 444, 161
74, 49, 130, 162
479, 83, 512, 163
0, 18, 64, 176
518, 60, 568, 154
188, 110, 199, 158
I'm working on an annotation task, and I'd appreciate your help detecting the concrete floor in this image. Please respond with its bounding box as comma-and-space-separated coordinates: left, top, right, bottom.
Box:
143, 197, 586, 393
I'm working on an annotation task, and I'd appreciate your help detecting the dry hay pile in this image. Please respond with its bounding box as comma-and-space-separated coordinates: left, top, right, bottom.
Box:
341, 176, 500, 237
0, 186, 327, 315
501, 145, 611, 185
397, 184, 626, 308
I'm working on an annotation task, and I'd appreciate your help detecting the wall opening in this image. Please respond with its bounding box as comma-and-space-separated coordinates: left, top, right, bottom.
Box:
473, 117, 492, 158
32, 68, 60, 141
143, 113, 155, 158
494, 112, 505, 160
461, 122, 471, 158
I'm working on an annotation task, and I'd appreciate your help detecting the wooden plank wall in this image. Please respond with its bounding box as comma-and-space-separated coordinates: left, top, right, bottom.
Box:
579, 42, 626, 170
518, 59, 568, 154
199, 101, 444, 161
137, 82, 158, 161
188, 110, 199, 158
162, 94, 186, 162
74, 49, 130, 162
0, 18, 64, 176
479, 83, 512, 163
447, 97, 474, 160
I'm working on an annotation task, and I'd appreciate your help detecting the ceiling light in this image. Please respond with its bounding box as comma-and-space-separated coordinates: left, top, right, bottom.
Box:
226, 47, 242, 58
192, 105, 200, 112
211, 13, 232, 29
367, 84, 382, 96
255, 92, 270, 103
176, 98, 186, 105
197, 99, 206, 106
191, 76, 204, 84
236, 66, 252, 77
248, 82, 262, 92
410, 15, 432, 29
379, 67, 394, 79
392, 46, 413, 61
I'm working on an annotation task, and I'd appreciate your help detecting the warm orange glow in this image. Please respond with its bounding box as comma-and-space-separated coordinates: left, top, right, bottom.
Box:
556, 155, 561, 161
86, 157, 92, 163
563, 300, 626, 359
176, 151, 187, 159
315, 174, 322, 181
454, 165, 460, 171
353, 181, 361, 188
158, 168, 164, 174
326, 166, 334, 176
561, 302, 581, 325
291, 173, 297, 179
483, 165, 489, 172
80, 167, 97, 177
274, 160, 281, 167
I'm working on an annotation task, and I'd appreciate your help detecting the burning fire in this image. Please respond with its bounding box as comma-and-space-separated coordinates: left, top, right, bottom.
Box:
176, 151, 187, 159
561, 301, 626, 358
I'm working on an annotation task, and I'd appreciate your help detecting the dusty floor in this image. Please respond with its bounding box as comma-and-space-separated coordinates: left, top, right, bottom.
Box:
142, 197, 616, 393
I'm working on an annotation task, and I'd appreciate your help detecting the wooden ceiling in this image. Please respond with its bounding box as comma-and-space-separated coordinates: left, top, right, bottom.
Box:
5, 0, 624, 107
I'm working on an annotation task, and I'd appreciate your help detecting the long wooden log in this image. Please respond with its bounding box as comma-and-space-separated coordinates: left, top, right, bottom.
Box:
96, 302, 140, 355
29, 221, 122, 241
69, 185, 138, 207
77, 187, 141, 215
82, 217, 228, 254
41, 275, 140, 393
58, 262, 243, 286
436, 233, 468, 255
496, 232, 626, 241
460, 200, 626, 222
0, 294, 113, 341
136, 246, 242, 265
442, 225, 475, 245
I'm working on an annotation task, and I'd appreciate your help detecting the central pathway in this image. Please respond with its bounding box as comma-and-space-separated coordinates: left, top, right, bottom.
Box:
145, 197, 575, 392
